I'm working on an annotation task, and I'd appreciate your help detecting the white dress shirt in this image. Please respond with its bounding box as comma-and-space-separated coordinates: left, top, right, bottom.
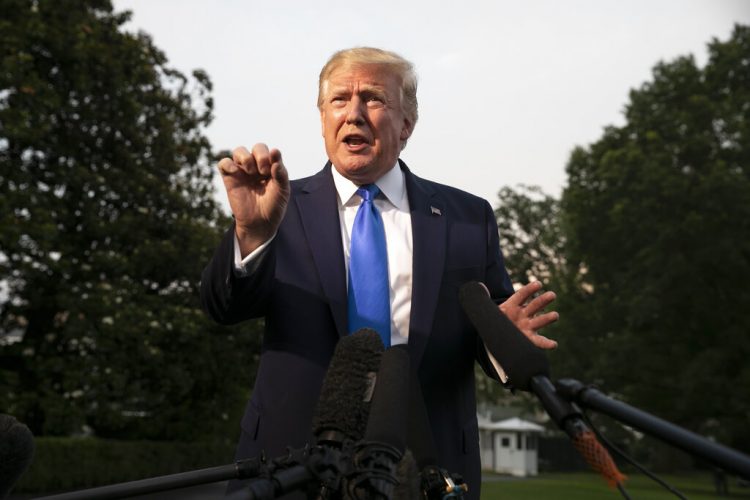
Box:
233, 162, 506, 379
331, 163, 412, 346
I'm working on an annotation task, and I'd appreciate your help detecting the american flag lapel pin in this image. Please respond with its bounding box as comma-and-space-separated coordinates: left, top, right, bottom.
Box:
430, 206, 442, 216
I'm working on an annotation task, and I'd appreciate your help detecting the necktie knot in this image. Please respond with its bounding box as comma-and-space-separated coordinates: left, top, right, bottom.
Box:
357, 184, 380, 203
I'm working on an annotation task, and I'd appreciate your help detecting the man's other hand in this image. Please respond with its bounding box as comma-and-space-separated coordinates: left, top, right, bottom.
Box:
218, 144, 290, 257
500, 281, 559, 349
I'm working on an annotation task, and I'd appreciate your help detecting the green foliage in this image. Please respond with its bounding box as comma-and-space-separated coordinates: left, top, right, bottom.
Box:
486, 26, 750, 456
561, 24, 750, 450
14, 437, 236, 493
495, 185, 565, 287
0, 0, 260, 440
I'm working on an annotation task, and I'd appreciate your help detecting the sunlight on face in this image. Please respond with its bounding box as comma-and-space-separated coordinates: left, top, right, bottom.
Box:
319, 64, 412, 184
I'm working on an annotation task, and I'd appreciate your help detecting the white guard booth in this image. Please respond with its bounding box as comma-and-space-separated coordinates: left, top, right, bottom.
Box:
478, 416, 545, 476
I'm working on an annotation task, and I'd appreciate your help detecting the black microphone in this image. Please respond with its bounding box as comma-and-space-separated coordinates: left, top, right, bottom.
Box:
459, 282, 626, 488
312, 328, 385, 445
242, 329, 385, 500
310, 328, 385, 498
458, 282, 547, 391
0, 414, 35, 500
349, 344, 409, 500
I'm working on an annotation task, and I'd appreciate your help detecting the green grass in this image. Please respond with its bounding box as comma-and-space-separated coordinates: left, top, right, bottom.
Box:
479, 472, 750, 499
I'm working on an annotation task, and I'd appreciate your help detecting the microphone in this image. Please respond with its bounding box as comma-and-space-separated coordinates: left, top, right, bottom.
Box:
242, 329, 385, 500
349, 344, 409, 499
458, 282, 626, 488
0, 414, 35, 500
458, 282, 547, 391
312, 328, 385, 445
309, 328, 385, 498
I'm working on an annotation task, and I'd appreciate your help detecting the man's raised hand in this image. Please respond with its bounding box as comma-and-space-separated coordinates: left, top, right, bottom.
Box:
500, 281, 559, 350
218, 144, 290, 257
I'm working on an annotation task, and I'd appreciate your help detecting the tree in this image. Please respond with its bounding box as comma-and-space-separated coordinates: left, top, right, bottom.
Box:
495, 185, 565, 287
561, 24, 750, 451
0, 0, 260, 440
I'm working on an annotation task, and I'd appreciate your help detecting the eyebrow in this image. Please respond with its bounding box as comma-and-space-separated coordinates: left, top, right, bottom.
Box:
327, 84, 388, 100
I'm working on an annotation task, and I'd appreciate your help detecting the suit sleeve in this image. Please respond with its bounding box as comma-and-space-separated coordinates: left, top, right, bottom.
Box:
475, 199, 515, 379
200, 223, 275, 325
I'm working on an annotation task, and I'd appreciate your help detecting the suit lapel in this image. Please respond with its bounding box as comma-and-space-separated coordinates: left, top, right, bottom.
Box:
295, 164, 348, 338
293, 161, 448, 352
403, 162, 446, 368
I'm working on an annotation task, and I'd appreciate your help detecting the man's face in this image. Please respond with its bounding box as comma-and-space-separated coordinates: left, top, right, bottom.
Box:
320, 64, 412, 185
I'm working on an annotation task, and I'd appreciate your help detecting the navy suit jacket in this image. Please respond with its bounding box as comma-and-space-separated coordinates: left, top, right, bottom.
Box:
201, 161, 514, 498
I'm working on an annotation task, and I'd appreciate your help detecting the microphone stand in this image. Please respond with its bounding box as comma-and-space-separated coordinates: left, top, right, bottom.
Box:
37, 442, 370, 500
36, 455, 267, 500
37, 445, 335, 500
555, 378, 750, 479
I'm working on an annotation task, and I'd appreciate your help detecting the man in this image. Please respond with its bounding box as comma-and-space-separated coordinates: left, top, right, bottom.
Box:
201, 47, 558, 498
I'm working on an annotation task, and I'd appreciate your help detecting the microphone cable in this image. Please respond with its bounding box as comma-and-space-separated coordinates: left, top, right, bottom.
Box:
577, 407, 687, 500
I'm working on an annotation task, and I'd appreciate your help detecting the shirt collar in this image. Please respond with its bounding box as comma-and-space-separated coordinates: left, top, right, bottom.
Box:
331, 161, 409, 211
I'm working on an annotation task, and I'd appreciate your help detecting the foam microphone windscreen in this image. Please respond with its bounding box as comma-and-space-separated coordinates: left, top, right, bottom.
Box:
312, 328, 385, 443
0, 414, 34, 499
363, 344, 410, 452
458, 281, 549, 391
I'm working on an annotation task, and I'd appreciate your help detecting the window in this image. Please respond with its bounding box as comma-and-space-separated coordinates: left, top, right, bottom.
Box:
501, 436, 510, 448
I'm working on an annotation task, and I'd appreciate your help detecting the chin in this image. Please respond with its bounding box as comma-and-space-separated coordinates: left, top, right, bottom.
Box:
336, 158, 376, 178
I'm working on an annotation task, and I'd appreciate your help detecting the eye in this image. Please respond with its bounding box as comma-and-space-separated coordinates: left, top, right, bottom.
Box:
366, 95, 386, 107
330, 95, 347, 107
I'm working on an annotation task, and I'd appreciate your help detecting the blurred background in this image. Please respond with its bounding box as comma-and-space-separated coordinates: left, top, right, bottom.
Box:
1, 0, 749, 497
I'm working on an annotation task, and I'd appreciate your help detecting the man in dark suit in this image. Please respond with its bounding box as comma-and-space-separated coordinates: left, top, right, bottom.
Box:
201, 47, 558, 498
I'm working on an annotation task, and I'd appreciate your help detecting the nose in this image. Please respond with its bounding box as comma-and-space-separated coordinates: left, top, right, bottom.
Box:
345, 96, 366, 125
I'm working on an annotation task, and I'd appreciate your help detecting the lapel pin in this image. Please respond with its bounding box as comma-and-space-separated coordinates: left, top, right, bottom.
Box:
431, 206, 442, 216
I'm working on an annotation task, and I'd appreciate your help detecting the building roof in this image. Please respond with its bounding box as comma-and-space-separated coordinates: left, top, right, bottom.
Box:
478, 416, 545, 432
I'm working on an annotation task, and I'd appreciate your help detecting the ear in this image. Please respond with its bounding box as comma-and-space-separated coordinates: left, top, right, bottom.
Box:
400, 119, 413, 142
319, 109, 326, 138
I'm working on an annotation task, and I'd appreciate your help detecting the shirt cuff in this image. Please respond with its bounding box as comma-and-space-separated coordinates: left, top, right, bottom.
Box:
485, 343, 509, 384
233, 233, 276, 277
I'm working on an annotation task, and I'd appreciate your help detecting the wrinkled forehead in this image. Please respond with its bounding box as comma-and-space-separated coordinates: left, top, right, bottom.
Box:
320, 63, 402, 98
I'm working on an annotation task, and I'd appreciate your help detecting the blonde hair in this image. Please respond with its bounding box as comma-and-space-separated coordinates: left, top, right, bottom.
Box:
318, 47, 418, 145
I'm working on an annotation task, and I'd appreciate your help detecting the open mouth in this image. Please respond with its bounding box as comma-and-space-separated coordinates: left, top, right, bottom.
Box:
343, 134, 369, 147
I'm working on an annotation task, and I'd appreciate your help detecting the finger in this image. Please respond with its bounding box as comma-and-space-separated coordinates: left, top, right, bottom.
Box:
252, 143, 272, 176
525, 291, 556, 316
269, 148, 283, 167
232, 146, 260, 177
505, 281, 543, 307
529, 311, 560, 331
268, 148, 287, 182
218, 157, 238, 176
232, 146, 252, 166
271, 158, 289, 189
528, 333, 558, 350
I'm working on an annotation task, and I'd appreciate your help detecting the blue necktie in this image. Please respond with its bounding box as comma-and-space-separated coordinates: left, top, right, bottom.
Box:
348, 184, 391, 347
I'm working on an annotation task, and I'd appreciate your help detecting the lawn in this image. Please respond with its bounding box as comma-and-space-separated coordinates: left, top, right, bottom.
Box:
479, 472, 750, 499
